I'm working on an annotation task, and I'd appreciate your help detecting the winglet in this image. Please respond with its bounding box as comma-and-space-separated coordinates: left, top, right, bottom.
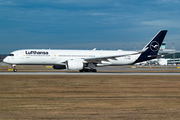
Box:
141, 47, 149, 53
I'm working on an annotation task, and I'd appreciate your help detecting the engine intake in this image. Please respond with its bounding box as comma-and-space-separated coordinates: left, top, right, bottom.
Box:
66, 60, 84, 70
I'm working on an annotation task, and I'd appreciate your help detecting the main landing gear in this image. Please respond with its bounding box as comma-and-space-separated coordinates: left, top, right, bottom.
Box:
12, 65, 17, 72
79, 69, 97, 72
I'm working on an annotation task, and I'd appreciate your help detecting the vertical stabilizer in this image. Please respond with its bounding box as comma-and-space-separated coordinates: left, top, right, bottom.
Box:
135, 30, 168, 63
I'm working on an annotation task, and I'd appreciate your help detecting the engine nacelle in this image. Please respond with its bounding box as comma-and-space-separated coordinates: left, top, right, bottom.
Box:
66, 60, 84, 70
53, 65, 66, 69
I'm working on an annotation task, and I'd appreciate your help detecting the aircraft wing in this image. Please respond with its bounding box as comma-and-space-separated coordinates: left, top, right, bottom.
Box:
83, 48, 148, 63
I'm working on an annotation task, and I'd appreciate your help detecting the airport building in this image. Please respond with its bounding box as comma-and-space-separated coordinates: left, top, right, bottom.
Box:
159, 51, 180, 65
158, 42, 180, 65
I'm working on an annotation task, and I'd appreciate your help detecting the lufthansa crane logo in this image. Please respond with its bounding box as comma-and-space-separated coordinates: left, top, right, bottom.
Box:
150, 41, 160, 52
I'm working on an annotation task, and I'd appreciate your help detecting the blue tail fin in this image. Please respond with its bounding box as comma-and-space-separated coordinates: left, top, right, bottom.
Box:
135, 30, 168, 63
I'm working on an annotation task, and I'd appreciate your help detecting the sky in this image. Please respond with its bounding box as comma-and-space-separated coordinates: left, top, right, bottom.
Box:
0, 0, 180, 53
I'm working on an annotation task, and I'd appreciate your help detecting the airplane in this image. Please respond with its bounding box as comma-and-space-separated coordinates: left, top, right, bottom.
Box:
3, 30, 167, 72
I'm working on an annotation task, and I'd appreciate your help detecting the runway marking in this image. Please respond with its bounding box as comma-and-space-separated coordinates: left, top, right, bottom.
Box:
8, 69, 13, 71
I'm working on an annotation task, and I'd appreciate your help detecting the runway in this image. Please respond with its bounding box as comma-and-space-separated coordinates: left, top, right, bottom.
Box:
1, 63, 180, 75
0, 72, 180, 75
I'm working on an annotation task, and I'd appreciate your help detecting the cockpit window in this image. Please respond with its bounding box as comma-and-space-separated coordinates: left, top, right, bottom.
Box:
9, 54, 14, 56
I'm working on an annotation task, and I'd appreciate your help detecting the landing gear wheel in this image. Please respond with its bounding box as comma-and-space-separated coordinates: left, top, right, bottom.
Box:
84, 69, 90, 72
79, 69, 97, 72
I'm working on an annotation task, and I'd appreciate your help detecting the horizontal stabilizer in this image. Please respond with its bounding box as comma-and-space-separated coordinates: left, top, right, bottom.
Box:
148, 52, 176, 58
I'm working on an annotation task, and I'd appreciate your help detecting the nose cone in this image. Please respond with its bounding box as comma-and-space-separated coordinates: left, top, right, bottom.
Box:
3, 57, 9, 63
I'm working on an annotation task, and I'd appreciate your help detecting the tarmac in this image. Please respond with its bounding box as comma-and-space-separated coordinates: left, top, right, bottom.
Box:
1, 62, 180, 75
0, 72, 180, 75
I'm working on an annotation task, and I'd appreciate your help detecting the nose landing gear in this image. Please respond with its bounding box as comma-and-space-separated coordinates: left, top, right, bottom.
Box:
12, 65, 17, 72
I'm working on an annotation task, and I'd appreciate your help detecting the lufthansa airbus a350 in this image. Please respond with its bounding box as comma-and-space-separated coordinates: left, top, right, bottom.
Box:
3, 30, 167, 72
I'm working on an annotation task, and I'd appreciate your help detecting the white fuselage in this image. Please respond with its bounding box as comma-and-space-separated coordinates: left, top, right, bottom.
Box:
3, 30, 168, 72
3, 49, 140, 66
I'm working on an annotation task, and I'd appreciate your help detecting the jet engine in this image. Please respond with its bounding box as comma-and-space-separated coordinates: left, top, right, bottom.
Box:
53, 65, 66, 69
66, 60, 84, 70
